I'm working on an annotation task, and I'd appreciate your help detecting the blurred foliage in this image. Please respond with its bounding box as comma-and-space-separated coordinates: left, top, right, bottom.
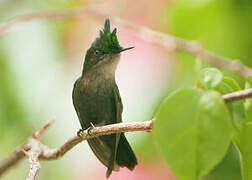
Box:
167, 0, 252, 68
0, 42, 30, 153
234, 77, 252, 180
205, 144, 242, 180
245, 77, 252, 122
153, 67, 251, 180
198, 68, 246, 133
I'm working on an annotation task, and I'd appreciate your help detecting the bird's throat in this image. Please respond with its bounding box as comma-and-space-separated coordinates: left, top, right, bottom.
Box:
84, 54, 121, 80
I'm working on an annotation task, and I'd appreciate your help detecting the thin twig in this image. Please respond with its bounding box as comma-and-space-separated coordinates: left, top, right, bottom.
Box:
0, 8, 251, 77
0, 9, 87, 36
40, 120, 153, 160
222, 88, 252, 103
109, 17, 252, 78
33, 119, 54, 139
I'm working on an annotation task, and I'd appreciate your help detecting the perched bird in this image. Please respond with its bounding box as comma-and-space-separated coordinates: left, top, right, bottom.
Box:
72, 19, 137, 178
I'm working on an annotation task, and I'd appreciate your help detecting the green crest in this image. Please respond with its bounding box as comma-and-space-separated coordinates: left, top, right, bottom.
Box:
91, 19, 122, 53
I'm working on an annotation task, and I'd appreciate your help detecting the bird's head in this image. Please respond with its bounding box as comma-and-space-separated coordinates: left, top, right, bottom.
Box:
82, 19, 133, 74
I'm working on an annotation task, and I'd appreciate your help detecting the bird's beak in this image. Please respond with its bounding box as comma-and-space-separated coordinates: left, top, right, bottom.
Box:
118, 47, 134, 53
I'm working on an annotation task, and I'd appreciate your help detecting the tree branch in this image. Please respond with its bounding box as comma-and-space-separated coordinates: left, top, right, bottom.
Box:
0, 7, 251, 77
0, 145, 29, 176
23, 120, 54, 180
40, 120, 153, 160
222, 88, 252, 103
25, 138, 42, 180
0, 120, 153, 178
0, 9, 86, 36
110, 17, 252, 78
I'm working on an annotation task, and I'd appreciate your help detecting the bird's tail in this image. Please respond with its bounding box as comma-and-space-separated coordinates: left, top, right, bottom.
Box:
116, 133, 137, 170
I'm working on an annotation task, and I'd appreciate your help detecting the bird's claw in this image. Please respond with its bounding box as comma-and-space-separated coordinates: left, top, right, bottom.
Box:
87, 122, 96, 136
87, 126, 93, 136
77, 122, 95, 137
77, 129, 84, 138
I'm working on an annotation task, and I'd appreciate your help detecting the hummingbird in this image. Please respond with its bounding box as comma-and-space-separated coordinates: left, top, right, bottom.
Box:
72, 19, 137, 178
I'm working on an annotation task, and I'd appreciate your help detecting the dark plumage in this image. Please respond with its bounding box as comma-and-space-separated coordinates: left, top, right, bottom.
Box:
72, 19, 137, 178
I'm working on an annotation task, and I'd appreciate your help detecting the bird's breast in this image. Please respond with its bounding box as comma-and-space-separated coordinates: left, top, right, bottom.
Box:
73, 75, 117, 128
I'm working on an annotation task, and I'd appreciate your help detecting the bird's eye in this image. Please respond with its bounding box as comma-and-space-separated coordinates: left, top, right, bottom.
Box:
94, 50, 103, 56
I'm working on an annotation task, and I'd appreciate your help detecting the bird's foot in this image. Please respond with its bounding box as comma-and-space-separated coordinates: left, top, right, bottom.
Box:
87, 122, 96, 136
87, 127, 93, 136
77, 129, 84, 138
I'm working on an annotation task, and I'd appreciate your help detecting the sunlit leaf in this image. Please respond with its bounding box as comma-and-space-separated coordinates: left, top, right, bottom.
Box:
154, 88, 232, 180
245, 76, 252, 123
215, 77, 245, 133
234, 76, 252, 180
221, 77, 240, 91
199, 68, 223, 90
236, 125, 252, 180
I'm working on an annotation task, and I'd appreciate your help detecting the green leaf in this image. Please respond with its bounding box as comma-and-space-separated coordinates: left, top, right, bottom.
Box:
236, 125, 252, 180
216, 77, 245, 132
221, 77, 241, 92
232, 77, 252, 180
245, 76, 252, 88
199, 68, 223, 90
154, 88, 232, 180
231, 101, 246, 133
245, 76, 252, 123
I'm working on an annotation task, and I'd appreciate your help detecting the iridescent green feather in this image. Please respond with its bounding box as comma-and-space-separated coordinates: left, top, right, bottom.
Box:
91, 19, 122, 53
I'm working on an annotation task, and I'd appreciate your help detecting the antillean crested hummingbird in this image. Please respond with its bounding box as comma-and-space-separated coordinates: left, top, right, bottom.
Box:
72, 19, 137, 178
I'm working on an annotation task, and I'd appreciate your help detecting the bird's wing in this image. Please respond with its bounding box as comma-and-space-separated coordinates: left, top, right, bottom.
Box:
72, 78, 86, 129
113, 85, 123, 123
72, 79, 80, 119
105, 85, 124, 177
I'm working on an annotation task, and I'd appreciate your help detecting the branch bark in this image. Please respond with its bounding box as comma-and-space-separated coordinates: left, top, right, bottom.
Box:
0, 7, 251, 77
40, 120, 153, 160
222, 88, 252, 103
0, 120, 153, 178
0, 145, 29, 176
25, 138, 42, 180
24, 120, 54, 180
